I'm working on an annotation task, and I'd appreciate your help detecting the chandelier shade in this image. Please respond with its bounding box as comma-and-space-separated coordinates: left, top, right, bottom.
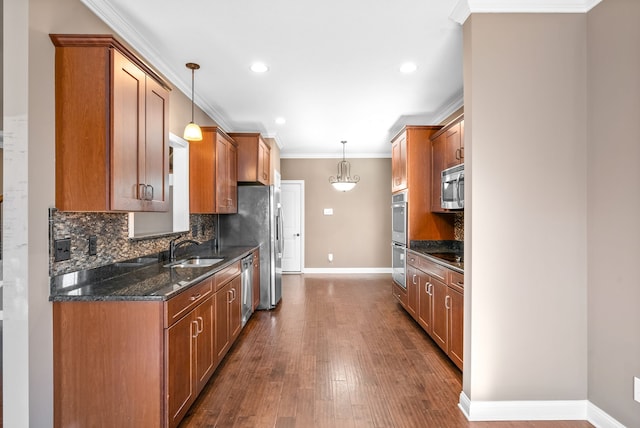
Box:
329, 141, 360, 192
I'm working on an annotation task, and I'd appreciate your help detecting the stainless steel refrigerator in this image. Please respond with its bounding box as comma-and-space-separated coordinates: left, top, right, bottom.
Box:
219, 185, 283, 310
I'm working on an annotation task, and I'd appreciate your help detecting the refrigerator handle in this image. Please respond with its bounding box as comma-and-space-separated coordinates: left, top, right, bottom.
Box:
276, 205, 284, 256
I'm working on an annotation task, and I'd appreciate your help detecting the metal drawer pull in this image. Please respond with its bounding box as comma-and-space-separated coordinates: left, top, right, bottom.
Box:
412, 274, 417, 285
445, 295, 451, 309
138, 183, 146, 200
191, 320, 199, 338
189, 293, 202, 301
196, 316, 204, 334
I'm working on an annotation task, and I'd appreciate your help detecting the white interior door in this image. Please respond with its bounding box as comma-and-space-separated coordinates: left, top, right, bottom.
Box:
281, 180, 303, 272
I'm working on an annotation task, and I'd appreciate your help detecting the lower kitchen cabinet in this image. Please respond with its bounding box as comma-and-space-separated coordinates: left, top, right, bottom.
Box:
398, 250, 464, 370
53, 260, 245, 428
215, 265, 242, 361
392, 281, 408, 308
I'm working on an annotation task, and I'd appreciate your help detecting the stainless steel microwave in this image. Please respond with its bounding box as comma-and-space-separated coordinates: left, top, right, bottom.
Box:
441, 163, 464, 210
391, 191, 407, 245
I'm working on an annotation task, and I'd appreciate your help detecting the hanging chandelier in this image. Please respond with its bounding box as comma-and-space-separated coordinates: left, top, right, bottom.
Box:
329, 140, 360, 192
183, 62, 203, 141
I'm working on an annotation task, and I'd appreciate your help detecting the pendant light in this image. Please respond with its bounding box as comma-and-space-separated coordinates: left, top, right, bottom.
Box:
329, 141, 360, 192
183, 62, 203, 141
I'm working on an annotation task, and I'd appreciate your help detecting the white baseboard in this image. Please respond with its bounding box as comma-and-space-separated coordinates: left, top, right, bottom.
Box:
302, 268, 392, 274
587, 401, 627, 428
459, 392, 625, 427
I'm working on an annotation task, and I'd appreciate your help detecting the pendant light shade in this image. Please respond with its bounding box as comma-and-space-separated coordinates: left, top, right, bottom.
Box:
183, 62, 203, 141
329, 141, 360, 192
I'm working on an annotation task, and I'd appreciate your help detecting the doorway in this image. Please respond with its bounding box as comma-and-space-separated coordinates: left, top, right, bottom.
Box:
281, 180, 304, 273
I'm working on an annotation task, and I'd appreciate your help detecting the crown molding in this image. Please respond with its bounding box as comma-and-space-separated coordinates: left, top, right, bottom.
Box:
80, 0, 233, 132
450, 0, 603, 24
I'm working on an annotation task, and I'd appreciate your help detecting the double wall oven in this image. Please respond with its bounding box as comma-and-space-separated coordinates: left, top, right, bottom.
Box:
391, 191, 407, 288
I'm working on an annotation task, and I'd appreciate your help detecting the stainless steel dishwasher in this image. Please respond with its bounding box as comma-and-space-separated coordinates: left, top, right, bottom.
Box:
240, 254, 254, 326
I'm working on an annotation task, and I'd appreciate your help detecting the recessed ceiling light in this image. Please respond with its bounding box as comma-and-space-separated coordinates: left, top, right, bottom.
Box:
400, 62, 417, 73
275, 117, 286, 125
251, 62, 269, 73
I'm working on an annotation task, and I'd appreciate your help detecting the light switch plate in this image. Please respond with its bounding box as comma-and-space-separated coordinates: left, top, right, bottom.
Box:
634, 377, 640, 403
323, 208, 333, 215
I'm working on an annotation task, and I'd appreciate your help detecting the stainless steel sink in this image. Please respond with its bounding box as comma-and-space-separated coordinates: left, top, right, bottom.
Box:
165, 257, 224, 268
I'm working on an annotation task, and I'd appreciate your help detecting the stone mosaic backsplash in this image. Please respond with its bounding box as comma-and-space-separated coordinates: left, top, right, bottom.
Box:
454, 212, 464, 241
50, 209, 216, 276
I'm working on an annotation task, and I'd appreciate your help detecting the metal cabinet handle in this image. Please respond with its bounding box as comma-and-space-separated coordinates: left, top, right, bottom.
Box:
412, 274, 417, 285
139, 183, 146, 200
189, 293, 202, 301
191, 320, 199, 338
196, 316, 204, 334
424, 283, 429, 294
146, 185, 154, 201
445, 295, 451, 309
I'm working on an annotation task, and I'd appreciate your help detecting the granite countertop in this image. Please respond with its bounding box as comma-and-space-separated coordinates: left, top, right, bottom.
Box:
50, 243, 257, 302
409, 240, 464, 274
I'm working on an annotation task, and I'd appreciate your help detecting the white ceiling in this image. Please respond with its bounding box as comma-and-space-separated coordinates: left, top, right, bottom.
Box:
83, 0, 464, 157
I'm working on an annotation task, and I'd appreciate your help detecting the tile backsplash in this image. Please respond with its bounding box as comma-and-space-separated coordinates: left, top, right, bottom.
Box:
49, 209, 216, 276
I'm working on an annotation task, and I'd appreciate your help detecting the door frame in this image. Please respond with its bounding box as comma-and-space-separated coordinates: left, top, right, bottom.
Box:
281, 180, 305, 273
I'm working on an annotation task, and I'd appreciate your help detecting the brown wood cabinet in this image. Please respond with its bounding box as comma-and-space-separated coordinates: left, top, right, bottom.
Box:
189, 126, 238, 213
252, 249, 261, 310
53, 258, 247, 428
392, 281, 408, 308
214, 262, 242, 361
430, 115, 464, 213
400, 250, 464, 370
391, 126, 455, 240
51, 34, 170, 212
391, 132, 408, 192
165, 279, 215, 428
230, 132, 271, 185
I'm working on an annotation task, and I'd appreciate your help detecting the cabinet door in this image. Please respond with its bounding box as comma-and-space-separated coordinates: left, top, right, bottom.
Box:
448, 287, 464, 370
229, 276, 242, 340
227, 140, 238, 212
445, 123, 463, 169
111, 50, 146, 211
143, 77, 170, 211
216, 136, 230, 213
392, 282, 407, 308
194, 297, 215, 392
189, 129, 216, 213
430, 277, 448, 351
417, 270, 433, 334
166, 313, 196, 428
431, 133, 447, 213
406, 265, 419, 320
215, 283, 231, 360
258, 138, 271, 184
391, 133, 407, 192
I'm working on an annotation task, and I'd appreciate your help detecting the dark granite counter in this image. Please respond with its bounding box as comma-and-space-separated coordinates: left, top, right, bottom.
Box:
50, 243, 257, 302
409, 240, 464, 274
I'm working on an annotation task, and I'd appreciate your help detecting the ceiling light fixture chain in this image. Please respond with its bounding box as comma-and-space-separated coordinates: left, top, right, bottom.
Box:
183, 62, 203, 141
329, 140, 360, 192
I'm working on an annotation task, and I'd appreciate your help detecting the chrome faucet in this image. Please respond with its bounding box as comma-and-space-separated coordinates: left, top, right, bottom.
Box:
168, 238, 200, 261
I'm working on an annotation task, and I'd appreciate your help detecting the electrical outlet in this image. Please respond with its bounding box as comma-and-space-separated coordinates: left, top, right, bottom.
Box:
88, 235, 98, 256
328, 253, 333, 262
634, 377, 640, 403
54, 238, 71, 262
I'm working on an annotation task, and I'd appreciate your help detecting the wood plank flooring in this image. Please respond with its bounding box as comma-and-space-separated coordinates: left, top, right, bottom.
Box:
179, 274, 592, 428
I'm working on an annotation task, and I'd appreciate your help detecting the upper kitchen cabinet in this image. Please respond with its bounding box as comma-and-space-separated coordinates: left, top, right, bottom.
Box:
51, 34, 170, 212
189, 126, 238, 214
430, 115, 464, 212
229, 132, 271, 185
391, 126, 454, 240
391, 132, 408, 192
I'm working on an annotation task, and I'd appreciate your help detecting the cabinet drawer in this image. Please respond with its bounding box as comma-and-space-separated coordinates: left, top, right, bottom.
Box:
419, 258, 447, 282
392, 282, 408, 308
449, 271, 464, 293
165, 278, 213, 327
407, 251, 421, 268
214, 261, 241, 291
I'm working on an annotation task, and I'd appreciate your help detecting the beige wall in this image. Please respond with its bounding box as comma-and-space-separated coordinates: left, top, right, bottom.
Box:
464, 13, 588, 402
281, 158, 391, 269
587, 1, 640, 426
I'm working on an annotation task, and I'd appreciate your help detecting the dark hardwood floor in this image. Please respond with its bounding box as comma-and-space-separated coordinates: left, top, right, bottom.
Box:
179, 274, 592, 428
